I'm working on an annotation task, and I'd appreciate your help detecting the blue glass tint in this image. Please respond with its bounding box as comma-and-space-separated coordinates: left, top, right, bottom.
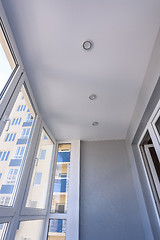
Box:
48, 219, 66, 240
51, 144, 71, 213
57, 152, 70, 163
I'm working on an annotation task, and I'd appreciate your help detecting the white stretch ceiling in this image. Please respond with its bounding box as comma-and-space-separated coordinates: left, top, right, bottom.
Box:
2, 0, 160, 140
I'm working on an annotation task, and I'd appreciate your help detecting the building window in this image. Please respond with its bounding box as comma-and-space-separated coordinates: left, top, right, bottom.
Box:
12, 118, 22, 126
47, 219, 66, 240
5, 133, 16, 142
39, 149, 46, 160
43, 134, 48, 140
34, 172, 42, 185
6, 169, 18, 184
20, 128, 30, 139
0, 196, 10, 206
14, 147, 25, 159
0, 18, 18, 99
17, 105, 26, 112
25, 113, 33, 123
0, 151, 10, 161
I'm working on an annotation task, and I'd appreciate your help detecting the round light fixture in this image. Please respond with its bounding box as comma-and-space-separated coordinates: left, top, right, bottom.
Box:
89, 94, 97, 100
83, 40, 93, 50
92, 121, 99, 126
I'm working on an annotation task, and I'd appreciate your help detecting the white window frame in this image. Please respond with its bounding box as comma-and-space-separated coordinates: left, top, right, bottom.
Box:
0, 76, 40, 217
42, 140, 80, 240
152, 108, 160, 145
0, 3, 80, 239
0, 1, 24, 123
20, 122, 56, 217
138, 99, 160, 223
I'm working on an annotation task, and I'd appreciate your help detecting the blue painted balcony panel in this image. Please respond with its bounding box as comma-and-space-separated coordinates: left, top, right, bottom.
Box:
22, 121, 32, 127
0, 185, 14, 194
49, 219, 66, 233
57, 152, 70, 163
9, 159, 22, 166
16, 138, 28, 145
54, 179, 67, 192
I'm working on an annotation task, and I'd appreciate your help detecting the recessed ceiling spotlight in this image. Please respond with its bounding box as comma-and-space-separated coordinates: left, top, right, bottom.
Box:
92, 121, 99, 126
83, 40, 93, 50
89, 94, 97, 100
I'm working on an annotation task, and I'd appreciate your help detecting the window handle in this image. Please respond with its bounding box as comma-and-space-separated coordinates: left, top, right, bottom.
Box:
35, 157, 39, 166
3, 116, 11, 131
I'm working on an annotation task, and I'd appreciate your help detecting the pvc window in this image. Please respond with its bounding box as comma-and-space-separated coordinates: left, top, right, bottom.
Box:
0, 18, 18, 99
138, 100, 160, 217
25, 128, 55, 209
152, 108, 160, 144
0, 6, 80, 239
0, 84, 36, 207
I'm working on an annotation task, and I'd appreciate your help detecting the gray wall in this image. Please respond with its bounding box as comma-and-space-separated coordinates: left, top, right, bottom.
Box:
126, 29, 160, 239
80, 140, 145, 240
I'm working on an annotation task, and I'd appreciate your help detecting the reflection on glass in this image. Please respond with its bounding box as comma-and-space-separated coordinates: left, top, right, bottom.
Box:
51, 144, 71, 213
0, 20, 17, 97
0, 84, 35, 207
48, 219, 66, 240
0, 223, 8, 240
15, 220, 43, 240
26, 129, 54, 209
155, 116, 160, 136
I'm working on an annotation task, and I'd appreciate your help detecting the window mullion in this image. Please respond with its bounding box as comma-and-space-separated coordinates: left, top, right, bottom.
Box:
148, 125, 160, 160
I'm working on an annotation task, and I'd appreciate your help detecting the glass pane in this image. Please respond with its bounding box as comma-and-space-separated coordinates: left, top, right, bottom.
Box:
51, 144, 71, 213
26, 129, 54, 209
140, 131, 160, 215
0, 223, 8, 239
15, 220, 43, 240
155, 116, 160, 136
0, 84, 35, 206
0, 20, 17, 98
47, 219, 66, 240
